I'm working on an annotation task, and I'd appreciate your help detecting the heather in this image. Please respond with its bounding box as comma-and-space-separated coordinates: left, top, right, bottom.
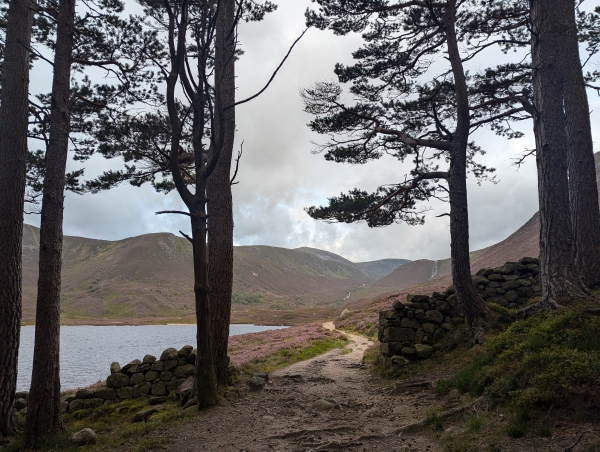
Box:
228, 323, 347, 372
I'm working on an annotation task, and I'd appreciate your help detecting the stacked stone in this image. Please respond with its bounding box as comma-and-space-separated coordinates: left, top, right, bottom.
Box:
66, 345, 196, 413
378, 257, 541, 362
470, 257, 540, 307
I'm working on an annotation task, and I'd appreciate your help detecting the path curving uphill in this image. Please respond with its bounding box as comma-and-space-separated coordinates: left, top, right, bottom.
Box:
145, 324, 439, 451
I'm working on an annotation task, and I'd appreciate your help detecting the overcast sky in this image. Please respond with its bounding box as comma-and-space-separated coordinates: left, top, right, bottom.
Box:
24, 0, 600, 263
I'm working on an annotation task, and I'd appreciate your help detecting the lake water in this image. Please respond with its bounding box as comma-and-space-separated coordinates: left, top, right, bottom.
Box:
17, 324, 287, 392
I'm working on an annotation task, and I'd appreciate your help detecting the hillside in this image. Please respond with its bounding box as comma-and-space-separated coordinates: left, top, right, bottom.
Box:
21, 225, 409, 324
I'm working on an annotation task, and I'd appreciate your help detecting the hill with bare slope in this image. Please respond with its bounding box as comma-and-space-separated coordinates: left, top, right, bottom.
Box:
21, 225, 409, 324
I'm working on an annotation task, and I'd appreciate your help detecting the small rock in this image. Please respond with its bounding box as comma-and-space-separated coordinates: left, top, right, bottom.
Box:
133, 408, 158, 423
148, 396, 167, 405
68, 399, 85, 413
151, 360, 165, 372
130, 373, 145, 385
145, 371, 159, 382
174, 364, 195, 379
160, 371, 173, 382
252, 372, 269, 382
248, 376, 266, 392
390, 355, 410, 367
142, 354, 157, 364
393, 405, 411, 415
15, 398, 27, 410
110, 362, 121, 374
164, 359, 178, 371
160, 347, 179, 361
414, 344, 434, 359
178, 345, 194, 357
106, 372, 129, 389
263, 415, 275, 421
121, 359, 142, 375
70, 428, 97, 446
311, 399, 335, 411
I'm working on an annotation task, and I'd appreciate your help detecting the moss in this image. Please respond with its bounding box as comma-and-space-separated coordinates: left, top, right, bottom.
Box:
437, 309, 600, 435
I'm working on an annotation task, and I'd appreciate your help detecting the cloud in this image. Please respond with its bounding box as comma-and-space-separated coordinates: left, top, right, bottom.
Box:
26, 0, 600, 263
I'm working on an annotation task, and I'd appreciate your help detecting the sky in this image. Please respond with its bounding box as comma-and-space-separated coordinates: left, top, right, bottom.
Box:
23, 0, 600, 263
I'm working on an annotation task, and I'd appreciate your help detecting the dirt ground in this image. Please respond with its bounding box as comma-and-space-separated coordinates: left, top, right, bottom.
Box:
141, 323, 442, 451
136, 323, 599, 452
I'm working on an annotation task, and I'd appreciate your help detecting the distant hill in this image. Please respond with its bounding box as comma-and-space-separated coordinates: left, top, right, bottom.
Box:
21, 225, 409, 324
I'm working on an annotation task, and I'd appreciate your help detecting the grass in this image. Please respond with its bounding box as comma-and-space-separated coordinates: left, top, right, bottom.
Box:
435, 308, 600, 436
239, 336, 349, 374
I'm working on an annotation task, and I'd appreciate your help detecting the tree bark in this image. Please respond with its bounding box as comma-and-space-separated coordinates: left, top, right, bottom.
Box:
191, 185, 219, 409
23, 0, 75, 444
444, 1, 488, 338
0, 0, 35, 436
208, 0, 235, 386
530, 0, 586, 307
558, 0, 600, 289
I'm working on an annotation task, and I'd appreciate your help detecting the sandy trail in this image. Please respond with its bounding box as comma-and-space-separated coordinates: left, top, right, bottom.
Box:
146, 324, 439, 452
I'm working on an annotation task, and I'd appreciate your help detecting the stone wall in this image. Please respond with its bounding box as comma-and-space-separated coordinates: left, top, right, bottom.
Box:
378, 257, 541, 361
64, 345, 196, 413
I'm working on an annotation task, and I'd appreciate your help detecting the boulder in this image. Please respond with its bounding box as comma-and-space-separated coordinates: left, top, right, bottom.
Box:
425, 310, 444, 324
519, 256, 539, 265
151, 360, 164, 372
248, 376, 266, 392
421, 323, 436, 334
407, 294, 430, 304
445, 285, 455, 295
186, 352, 196, 365
414, 309, 425, 320
133, 382, 152, 398
384, 327, 414, 342
75, 388, 94, 399
130, 373, 145, 385
175, 377, 194, 399
160, 371, 173, 382
117, 386, 134, 399
15, 391, 29, 400
414, 344, 434, 359
379, 342, 404, 356
94, 386, 116, 400
151, 382, 167, 396
487, 273, 504, 281
485, 287, 497, 297
160, 347, 179, 361
501, 280, 523, 290
15, 398, 27, 410
122, 359, 142, 375
138, 363, 151, 373
475, 267, 494, 276
164, 359, 178, 371
471, 275, 488, 285
401, 347, 415, 356
106, 372, 129, 389
167, 379, 186, 393
144, 371, 159, 382
142, 354, 157, 364
433, 328, 445, 342
390, 355, 410, 366
400, 318, 421, 329
380, 309, 398, 320
175, 364, 195, 379
504, 290, 519, 303
446, 294, 458, 307
70, 428, 97, 446
440, 323, 453, 331
148, 396, 167, 405
517, 286, 535, 299
133, 408, 159, 423
110, 362, 121, 374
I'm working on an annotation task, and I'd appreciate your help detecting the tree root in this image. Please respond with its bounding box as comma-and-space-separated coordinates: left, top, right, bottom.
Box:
392, 395, 485, 434
467, 325, 486, 345
388, 380, 432, 395
182, 397, 198, 410
516, 299, 563, 320
563, 430, 591, 452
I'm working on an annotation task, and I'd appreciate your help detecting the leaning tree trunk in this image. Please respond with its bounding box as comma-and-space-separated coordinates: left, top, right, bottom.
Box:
23, 0, 75, 445
0, 0, 35, 436
444, 1, 488, 338
191, 183, 219, 409
529, 0, 587, 308
558, 0, 600, 289
208, 0, 236, 386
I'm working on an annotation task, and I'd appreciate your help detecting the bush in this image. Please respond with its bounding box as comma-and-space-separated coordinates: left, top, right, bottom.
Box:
231, 291, 262, 305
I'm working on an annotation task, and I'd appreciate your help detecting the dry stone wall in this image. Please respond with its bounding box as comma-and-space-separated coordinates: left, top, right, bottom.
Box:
64, 345, 196, 413
378, 257, 541, 362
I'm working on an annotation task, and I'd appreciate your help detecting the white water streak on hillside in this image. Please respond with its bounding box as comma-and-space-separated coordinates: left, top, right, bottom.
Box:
429, 260, 439, 280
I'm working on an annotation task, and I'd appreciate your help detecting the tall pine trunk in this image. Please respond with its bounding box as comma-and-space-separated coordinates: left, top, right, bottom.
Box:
23, 0, 76, 444
208, 0, 235, 386
558, 0, 600, 289
0, 0, 35, 436
530, 0, 586, 308
444, 1, 488, 336
191, 186, 219, 408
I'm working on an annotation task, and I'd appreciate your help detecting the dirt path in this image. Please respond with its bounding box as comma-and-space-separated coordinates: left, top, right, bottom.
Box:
146, 324, 440, 452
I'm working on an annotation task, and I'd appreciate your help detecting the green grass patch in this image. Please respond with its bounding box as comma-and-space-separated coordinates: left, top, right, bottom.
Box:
240, 336, 349, 374
436, 309, 600, 435
231, 291, 263, 305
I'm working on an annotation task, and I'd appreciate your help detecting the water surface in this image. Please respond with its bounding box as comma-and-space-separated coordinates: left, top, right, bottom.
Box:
17, 324, 287, 391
